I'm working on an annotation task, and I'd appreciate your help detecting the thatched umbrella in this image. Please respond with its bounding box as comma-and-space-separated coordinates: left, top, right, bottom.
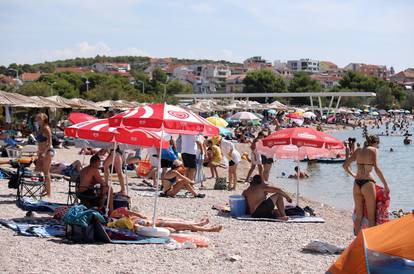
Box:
266, 100, 288, 111
0, 90, 19, 105
47, 95, 84, 109
69, 98, 105, 111
30, 96, 71, 108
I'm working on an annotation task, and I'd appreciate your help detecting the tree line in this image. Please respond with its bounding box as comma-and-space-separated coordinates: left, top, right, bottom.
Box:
242, 69, 410, 110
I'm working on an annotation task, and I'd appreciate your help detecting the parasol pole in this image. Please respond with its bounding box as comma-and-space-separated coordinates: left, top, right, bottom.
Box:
122, 149, 129, 196
106, 141, 117, 214
296, 153, 300, 207
152, 123, 164, 228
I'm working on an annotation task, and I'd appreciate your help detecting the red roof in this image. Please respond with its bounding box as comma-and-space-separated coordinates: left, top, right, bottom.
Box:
20, 72, 41, 82
311, 74, 342, 82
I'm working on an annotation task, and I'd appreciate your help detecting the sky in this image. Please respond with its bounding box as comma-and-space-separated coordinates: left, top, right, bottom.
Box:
1, 0, 413, 71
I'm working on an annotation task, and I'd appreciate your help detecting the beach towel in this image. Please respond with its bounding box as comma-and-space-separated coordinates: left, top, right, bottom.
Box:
234, 215, 325, 223
136, 190, 193, 198
17, 198, 66, 213
0, 218, 66, 238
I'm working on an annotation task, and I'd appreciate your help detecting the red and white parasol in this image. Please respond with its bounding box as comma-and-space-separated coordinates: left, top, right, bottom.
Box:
108, 103, 219, 136
260, 127, 344, 206
262, 127, 344, 149
64, 118, 169, 148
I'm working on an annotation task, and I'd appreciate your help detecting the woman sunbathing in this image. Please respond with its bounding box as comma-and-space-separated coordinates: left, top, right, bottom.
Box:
110, 207, 222, 232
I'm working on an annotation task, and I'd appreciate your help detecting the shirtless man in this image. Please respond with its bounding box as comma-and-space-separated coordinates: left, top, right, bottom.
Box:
78, 155, 113, 211
242, 175, 292, 220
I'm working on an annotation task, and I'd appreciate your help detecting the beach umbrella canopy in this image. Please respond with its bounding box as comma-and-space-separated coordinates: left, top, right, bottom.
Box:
303, 112, 317, 119
286, 112, 304, 119
371, 111, 379, 116
47, 95, 83, 109
64, 119, 169, 148
219, 127, 232, 137
0, 91, 39, 107
270, 145, 340, 160
68, 112, 96, 125
206, 116, 228, 128
378, 109, 387, 115
261, 127, 344, 205
231, 111, 261, 121
109, 103, 219, 136
267, 100, 288, 111
263, 127, 344, 149
328, 213, 414, 274
70, 98, 105, 111
267, 109, 277, 115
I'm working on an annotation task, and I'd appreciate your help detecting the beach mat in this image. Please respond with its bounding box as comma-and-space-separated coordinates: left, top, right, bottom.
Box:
94, 222, 170, 244
235, 216, 325, 223
17, 197, 66, 213
0, 218, 66, 237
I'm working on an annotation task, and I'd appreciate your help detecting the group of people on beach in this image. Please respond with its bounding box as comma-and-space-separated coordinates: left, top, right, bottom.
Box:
3, 109, 410, 231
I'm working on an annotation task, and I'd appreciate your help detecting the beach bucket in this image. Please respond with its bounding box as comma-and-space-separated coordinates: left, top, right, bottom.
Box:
229, 195, 246, 217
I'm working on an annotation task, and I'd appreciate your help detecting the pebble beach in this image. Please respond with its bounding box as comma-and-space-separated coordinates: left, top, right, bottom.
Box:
0, 144, 354, 274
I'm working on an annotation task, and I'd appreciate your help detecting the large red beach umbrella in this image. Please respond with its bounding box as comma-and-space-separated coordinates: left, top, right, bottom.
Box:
260, 127, 344, 206
68, 112, 96, 125
262, 127, 344, 149
108, 103, 219, 136
64, 118, 169, 148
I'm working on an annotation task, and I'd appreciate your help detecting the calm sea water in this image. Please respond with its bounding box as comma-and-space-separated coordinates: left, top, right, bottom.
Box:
269, 126, 414, 211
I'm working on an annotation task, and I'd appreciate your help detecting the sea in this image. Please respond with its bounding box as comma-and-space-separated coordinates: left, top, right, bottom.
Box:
269, 126, 413, 212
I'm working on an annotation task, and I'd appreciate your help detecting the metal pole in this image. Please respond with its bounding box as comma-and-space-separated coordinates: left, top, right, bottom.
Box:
327, 96, 334, 116
333, 96, 342, 117
296, 157, 300, 206
310, 96, 314, 113
122, 150, 129, 196
106, 142, 117, 214
318, 97, 323, 117
152, 123, 164, 228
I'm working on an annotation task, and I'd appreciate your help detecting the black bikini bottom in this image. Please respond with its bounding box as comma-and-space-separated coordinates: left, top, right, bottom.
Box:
354, 179, 375, 188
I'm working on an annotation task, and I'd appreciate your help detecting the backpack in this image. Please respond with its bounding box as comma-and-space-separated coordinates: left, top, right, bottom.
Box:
214, 177, 227, 190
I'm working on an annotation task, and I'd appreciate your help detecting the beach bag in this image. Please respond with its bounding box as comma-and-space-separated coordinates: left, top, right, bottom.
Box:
65, 222, 96, 243
136, 156, 152, 177
8, 172, 19, 189
214, 177, 227, 190
113, 193, 130, 210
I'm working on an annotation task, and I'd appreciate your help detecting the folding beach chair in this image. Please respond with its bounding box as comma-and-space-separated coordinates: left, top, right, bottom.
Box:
16, 165, 46, 201
67, 172, 80, 205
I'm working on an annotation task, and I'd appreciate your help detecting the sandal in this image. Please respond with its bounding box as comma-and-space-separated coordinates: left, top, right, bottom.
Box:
195, 193, 206, 198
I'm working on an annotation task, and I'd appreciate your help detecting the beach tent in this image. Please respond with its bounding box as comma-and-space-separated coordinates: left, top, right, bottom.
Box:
328, 213, 414, 274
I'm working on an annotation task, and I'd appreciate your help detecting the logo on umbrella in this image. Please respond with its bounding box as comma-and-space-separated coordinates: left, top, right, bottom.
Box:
168, 110, 189, 119
298, 132, 317, 139
93, 133, 99, 137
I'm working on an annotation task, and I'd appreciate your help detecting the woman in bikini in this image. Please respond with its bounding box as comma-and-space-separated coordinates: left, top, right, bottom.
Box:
161, 160, 205, 198
35, 113, 54, 197
343, 135, 389, 235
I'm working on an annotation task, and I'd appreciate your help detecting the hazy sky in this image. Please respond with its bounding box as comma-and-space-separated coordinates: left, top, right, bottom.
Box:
1, 0, 413, 71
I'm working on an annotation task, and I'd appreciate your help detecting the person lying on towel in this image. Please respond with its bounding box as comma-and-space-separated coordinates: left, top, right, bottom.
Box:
242, 175, 292, 220
110, 207, 222, 232
77, 154, 113, 212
